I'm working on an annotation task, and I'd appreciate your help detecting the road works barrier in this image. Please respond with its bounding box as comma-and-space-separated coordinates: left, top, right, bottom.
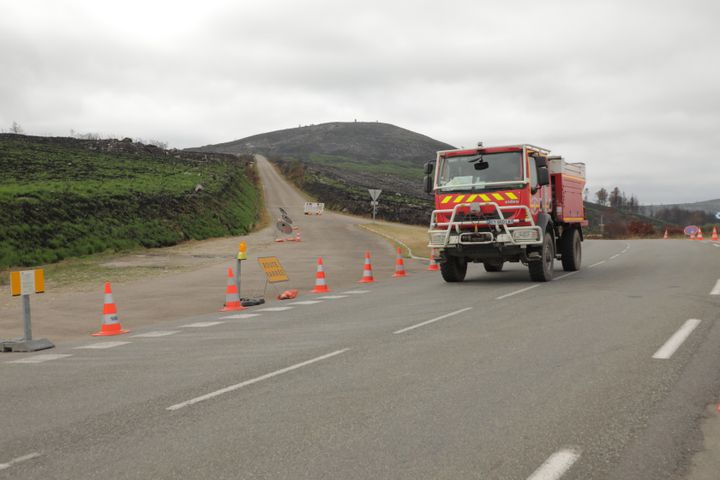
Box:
303, 202, 324, 215
92, 282, 129, 336
220, 268, 246, 312
392, 248, 407, 278
358, 251, 375, 283
310, 257, 331, 293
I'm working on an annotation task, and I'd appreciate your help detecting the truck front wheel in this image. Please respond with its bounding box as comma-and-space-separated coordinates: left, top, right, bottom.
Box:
440, 256, 467, 282
529, 232, 555, 282
560, 228, 582, 271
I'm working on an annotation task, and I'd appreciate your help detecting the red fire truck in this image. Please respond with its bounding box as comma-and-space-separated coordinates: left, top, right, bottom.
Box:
424, 143, 587, 282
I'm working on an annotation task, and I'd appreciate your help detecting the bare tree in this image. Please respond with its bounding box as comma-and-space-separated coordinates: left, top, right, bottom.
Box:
9, 121, 23, 134
595, 187, 608, 206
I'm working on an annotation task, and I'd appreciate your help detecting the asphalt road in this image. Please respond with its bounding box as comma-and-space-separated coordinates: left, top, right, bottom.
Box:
2, 235, 720, 479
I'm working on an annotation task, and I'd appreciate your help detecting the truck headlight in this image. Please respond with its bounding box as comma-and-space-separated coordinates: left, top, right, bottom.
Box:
512, 229, 539, 241
429, 232, 447, 245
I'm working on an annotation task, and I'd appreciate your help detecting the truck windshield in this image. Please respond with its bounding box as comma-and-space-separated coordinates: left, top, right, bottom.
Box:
437, 151, 524, 191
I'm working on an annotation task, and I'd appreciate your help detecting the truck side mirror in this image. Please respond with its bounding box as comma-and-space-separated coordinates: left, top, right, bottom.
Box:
537, 167, 550, 186
423, 162, 434, 175
423, 175, 434, 194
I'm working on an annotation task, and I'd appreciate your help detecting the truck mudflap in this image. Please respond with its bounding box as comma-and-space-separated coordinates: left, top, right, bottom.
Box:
428, 202, 543, 249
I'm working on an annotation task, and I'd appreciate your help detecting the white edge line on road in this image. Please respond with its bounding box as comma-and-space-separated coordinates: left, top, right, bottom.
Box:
0, 452, 42, 471
555, 272, 579, 281
167, 349, 350, 411
610, 254, 620, 259
180, 321, 225, 328
496, 284, 541, 300
74, 341, 130, 349
289, 300, 324, 305
710, 279, 720, 295
588, 260, 606, 268
527, 447, 581, 480
393, 307, 472, 334
7, 354, 72, 364
132, 331, 180, 338
218, 314, 260, 319
255, 307, 294, 312
317, 295, 348, 299
652, 319, 702, 359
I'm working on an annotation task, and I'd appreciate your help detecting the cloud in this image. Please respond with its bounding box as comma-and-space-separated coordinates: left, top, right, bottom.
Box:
1, 0, 719, 203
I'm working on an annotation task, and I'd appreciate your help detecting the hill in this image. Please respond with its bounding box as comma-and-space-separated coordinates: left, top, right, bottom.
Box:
193, 122, 453, 224
0, 134, 260, 270
642, 199, 720, 216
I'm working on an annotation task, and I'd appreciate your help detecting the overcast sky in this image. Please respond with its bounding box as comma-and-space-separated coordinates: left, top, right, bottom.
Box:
2, 0, 719, 204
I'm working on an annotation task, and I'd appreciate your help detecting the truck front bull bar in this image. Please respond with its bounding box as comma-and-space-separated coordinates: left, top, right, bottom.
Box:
428, 202, 543, 248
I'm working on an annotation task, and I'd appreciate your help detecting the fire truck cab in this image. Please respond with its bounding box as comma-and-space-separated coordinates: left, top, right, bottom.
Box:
424, 143, 587, 282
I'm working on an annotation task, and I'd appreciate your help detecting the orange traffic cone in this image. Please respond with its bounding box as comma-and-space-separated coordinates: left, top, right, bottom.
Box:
220, 268, 245, 311
358, 251, 375, 283
712, 227, 718, 241
392, 247, 407, 278
662, 229, 668, 239
311, 257, 331, 293
428, 257, 440, 271
92, 282, 129, 336
294, 231, 302, 242
697, 229, 704, 240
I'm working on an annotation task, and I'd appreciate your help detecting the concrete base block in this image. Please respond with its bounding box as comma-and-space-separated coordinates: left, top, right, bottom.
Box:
0, 338, 55, 352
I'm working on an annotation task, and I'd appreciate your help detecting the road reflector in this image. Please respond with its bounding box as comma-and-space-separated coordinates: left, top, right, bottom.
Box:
258, 257, 289, 283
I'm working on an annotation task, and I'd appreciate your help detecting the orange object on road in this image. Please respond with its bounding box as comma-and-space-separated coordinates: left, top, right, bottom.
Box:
662, 229, 668, 240
712, 227, 718, 241
92, 282, 129, 336
392, 248, 407, 278
689, 233, 695, 240
696, 229, 704, 240
358, 251, 375, 283
277, 289, 299, 300
220, 268, 246, 311
311, 257, 331, 293
428, 257, 440, 271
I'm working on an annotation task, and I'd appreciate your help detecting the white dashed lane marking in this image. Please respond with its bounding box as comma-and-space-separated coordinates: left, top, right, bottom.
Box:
555, 272, 578, 280
394, 307, 472, 334
74, 341, 130, 349
181, 321, 225, 328
710, 280, 720, 296
132, 331, 180, 338
255, 307, 294, 312
610, 254, 620, 259
343, 290, 370, 294
167, 348, 350, 411
588, 260, 606, 268
219, 314, 261, 319
0, 452, 41, 471
527, 448, 581, 480
289, 300, 324, 305
7, 354, 72, 364
652, 319, 702, 359
496, 285, 541, 300
317, 295, 348, 299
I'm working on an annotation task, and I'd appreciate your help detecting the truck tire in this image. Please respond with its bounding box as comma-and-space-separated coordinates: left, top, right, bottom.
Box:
528, 232, 555, 282
560, 228, 582, 271
440, 256, 467, 282
483, 261, 504, 272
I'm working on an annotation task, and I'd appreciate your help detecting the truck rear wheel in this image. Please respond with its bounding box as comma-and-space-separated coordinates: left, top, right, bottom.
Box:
440, 256, 467, 282
560, 228, 582, 271
529, 232, 555, 282
483, 261, 504, 272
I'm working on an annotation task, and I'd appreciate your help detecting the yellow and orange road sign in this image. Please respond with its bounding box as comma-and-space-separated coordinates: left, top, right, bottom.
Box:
257, 257, 289, 283
10, 269, 45, 296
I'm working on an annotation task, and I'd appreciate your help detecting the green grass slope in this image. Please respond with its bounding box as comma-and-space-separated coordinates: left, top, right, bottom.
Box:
0, 134, 260, 269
